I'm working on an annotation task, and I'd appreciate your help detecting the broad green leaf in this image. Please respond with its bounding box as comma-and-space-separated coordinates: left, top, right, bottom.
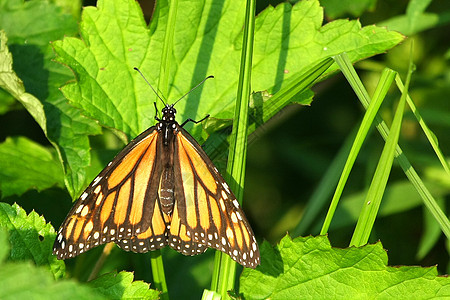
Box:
0, 0, 77, 45
88, 271, 160, 299
0, 203, 158, 298
240, 235, 450, 299
0, 202, 64, 279
0, 229, 102, 299
0, 262, 105, 300
0, 0, 103, 199
0, 136, 64, 198
0, 30, 47, 133
53, 0, 403, 141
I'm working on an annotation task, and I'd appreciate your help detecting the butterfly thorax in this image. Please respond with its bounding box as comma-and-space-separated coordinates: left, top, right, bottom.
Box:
158, 105, 178, 146
157, 105, 178, 215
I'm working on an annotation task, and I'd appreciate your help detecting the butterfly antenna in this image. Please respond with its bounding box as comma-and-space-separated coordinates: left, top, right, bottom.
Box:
133, 67, 167, 105
172, 75, 214, 106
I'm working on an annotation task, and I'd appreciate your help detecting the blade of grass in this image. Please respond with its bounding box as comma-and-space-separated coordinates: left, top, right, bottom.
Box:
395, 78, 450, 240
335, 53, 450, 240
320, 67, 397, 235
395, 76, 450, 177
350, 57, 412, 246
150, 0, 180, 298
210, 0, 256, 297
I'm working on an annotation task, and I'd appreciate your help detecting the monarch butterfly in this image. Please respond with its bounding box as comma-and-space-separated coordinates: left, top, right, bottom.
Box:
53, 72, 260, 269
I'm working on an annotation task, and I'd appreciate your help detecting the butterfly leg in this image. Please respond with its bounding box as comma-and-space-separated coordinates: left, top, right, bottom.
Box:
180, 114, 210, 127
154, 102, 162, 121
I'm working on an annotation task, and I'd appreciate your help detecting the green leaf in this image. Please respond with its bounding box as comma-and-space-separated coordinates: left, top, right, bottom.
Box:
0, 202, 64, 279
0, 203, 158, 298
240, 235, 450, 299
0, 0, 103, 199
88, 271, 160, 299
0, 229, 103, 299
0, 261, 105, 300
53, 0, 403, 140
0, 136, 64, 198
0, 29, 47, 134
0, 0, 77, 45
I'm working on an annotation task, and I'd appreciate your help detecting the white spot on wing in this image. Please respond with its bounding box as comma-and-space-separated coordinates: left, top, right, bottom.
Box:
222, 182, 231, 193
76, 205, 83, 214
231, 212, 238, 223
233, 199, 240, 209
92, 176, 102, 187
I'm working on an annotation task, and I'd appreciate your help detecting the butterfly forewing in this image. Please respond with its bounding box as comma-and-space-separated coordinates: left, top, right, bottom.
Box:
53, 104, 260, 269
53, 128, 167, 259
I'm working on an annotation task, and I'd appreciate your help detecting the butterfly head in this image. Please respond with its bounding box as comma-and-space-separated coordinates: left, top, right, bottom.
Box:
161, 104, 177, 122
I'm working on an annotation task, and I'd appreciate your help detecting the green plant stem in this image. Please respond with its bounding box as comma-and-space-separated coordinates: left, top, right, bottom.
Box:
150, 251, 168, 299
210, 0, 256, 297
157, 0, 178, 98
150, 0, 180, 298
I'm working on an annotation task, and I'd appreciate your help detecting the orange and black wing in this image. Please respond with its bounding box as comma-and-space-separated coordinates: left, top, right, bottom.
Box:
168, 126, 260, 268
53, 127, 169, 259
